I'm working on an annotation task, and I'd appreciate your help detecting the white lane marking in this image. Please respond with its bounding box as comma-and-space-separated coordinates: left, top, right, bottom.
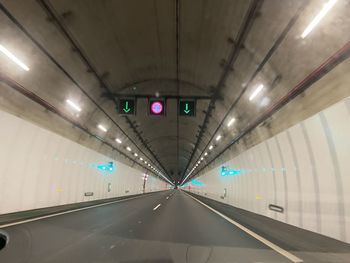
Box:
184, 192, 303, 263
0, 194, 150, 229
153, 204, 161, 211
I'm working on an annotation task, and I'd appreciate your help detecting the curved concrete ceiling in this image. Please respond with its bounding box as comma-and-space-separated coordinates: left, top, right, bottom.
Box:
0, 0, 349, 184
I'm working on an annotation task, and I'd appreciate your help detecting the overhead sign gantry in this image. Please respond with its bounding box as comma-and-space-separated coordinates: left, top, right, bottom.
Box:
116, 95, 203, 117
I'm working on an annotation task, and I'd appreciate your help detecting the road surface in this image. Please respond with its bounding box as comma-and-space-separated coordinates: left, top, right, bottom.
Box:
0, 190, 291, 263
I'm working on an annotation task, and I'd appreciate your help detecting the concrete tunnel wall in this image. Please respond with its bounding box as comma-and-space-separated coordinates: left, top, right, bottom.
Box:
185, 96, 350, 244
0, 109, 169, 215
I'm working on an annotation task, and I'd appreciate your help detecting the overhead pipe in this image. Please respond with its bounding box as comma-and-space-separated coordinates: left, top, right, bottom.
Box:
191, 41, 350, 179
36, 0, 170, 179
181, 0, 263, 182
0, 2, 169, 179
182, 0, 310, 184
0, 73, 174, 183
175, 0, 181, 178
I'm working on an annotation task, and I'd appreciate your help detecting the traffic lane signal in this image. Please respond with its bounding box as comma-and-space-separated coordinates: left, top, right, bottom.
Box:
118, 98, 136, 115
179, 100, 196, 116
149, 99, 166, 115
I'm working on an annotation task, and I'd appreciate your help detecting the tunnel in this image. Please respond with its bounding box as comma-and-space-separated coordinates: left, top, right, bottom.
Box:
0, 0, 349, 262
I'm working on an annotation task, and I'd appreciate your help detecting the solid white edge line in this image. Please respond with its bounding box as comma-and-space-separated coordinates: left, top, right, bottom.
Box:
184, 191, 303, 263
0, 194, 149, 229
153, 204, 161, 211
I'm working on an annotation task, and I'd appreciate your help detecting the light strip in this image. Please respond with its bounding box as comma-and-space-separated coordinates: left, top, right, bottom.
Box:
66, 99, 82, 112
249, 84, 264, 101
97, 124, 107, 132
216, 135, 222, 141
115, 138, 122, 144
227, 117, 236, 127
301, 0, 337, 39
126, 147, 132, 151
0, 44, 30, 71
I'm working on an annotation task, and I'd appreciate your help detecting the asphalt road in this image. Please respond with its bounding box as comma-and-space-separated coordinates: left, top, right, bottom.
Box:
0, 190, 291, 263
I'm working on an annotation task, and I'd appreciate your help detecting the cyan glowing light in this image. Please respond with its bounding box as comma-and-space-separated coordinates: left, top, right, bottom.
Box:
220, 166, 241, 176
191, 179, 204, 186
97, 161, 115, 173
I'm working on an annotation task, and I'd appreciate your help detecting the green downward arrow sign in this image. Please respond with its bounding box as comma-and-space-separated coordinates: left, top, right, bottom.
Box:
184, 103, 190, 114
123, 101, 131, 113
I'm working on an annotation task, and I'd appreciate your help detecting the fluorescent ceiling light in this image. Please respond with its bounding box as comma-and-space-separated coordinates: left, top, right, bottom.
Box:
249, 84, 264, 101
227, 117, 236, 127
66, 99, 81, 112
201, 157, 204, 160
216, 135, 222, 141
97, 124, 107, 132
204, 152, 208, 156
209, 145, 214, 150
134, 153, 138, 157
140, 157, 143, 161
126, 147, 132, 151
0, 44, 30, 71
115, 138, 122, 144
145, 161, 148, 164
301, 0, 337, 39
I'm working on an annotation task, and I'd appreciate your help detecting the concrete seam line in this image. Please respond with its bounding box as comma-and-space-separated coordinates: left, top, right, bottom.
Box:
0, 194, 150, 229
184, 192, 303, 263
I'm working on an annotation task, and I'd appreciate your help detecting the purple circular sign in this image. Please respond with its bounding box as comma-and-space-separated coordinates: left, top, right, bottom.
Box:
151, 101, 163, 114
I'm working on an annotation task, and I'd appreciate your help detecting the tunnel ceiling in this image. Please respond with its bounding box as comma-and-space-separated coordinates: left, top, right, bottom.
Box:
0, 0, 349, 184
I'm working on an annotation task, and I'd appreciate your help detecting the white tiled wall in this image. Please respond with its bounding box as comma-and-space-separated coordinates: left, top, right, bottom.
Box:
187, 97, 350, 243
0, 109, 169, 215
